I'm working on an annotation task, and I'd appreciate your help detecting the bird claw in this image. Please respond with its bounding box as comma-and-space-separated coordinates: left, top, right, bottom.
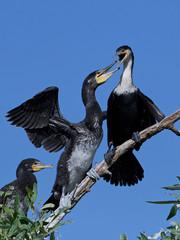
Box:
59, 193, 71, 210
104, 147, 116, 164
132, 131, 142, 151
87, 168, 100, 181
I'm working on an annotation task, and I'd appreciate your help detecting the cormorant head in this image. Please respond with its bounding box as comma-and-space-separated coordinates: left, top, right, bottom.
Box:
16, 158, 53, 178
83, 61, 119, 89
114, 45, 134, 68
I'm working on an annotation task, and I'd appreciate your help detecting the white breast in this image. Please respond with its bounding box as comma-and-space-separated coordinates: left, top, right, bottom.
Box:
114, 56, 137, 95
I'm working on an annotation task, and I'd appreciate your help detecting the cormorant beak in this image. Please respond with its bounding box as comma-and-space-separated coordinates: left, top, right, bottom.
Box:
96, 61, 120, 85
32, 162, 54, 172
113, 51, 128, 68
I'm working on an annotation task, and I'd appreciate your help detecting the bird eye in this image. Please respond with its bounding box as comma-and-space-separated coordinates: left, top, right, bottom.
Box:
121, 49, 125, 53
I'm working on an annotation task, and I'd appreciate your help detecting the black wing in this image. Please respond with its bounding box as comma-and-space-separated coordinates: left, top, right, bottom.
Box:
107, 92, 115, 146
6, 87, 74, 152
137, 89, 165, 122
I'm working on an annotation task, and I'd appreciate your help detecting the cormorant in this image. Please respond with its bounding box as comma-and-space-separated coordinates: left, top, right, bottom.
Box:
103, 45, 165, 187
6, 62, 119, 209
0, 158, 53, 216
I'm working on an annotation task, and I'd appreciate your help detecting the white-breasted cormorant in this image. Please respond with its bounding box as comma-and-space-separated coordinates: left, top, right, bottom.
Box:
0, 158, 53, 216
103, 46, 165, 187
6, 62, 119, 209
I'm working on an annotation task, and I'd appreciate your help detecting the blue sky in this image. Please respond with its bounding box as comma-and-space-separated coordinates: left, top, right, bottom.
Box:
0, 1, 180, 239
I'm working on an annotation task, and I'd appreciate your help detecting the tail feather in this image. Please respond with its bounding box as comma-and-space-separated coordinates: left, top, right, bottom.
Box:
103, 152, 144, 187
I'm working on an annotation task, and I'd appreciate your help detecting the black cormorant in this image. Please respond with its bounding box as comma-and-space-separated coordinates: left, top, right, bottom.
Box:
0, 158, 53, 216
103, 46, 165, 187
6, 62, 119, 209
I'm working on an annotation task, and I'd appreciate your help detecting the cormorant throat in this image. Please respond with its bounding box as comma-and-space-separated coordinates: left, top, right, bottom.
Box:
82, 82, 102, 129
114, 53, 137, 95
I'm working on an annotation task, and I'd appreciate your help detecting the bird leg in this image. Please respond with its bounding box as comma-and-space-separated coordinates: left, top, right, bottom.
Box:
132, 131, 142, 151
87, 168, 100, 181
104, 141, 117, 164
59, 187, 71, 209
71, 184, 79, 202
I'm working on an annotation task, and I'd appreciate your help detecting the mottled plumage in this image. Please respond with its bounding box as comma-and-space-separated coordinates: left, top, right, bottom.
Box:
7, 62, 118, 210
0, 158, 53, 215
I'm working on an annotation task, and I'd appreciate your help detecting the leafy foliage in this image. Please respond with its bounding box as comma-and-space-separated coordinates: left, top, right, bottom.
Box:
0, 183, 72, 239
119, 177, 180, 240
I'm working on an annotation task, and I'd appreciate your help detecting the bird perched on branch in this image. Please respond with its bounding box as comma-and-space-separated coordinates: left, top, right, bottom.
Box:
6, 62, 119, 210
0, 158, 53, 216
104, 45, 165, 187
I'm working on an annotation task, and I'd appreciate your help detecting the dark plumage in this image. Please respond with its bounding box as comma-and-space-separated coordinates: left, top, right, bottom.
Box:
0, 158, 53, 216
104, 45, 165, 187
6, 62, 119, 210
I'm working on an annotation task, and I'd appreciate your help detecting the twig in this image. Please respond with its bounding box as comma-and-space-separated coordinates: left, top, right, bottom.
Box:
45, 109, 180, 230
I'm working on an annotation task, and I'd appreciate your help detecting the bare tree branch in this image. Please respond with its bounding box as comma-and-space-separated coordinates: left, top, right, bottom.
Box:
45, 109, 180, 230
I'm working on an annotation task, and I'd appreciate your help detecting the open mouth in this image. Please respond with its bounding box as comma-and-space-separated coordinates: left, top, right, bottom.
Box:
118, 53, 126, 61
96, 61, 119, 85
117, 53, 127, 68
97, 61, 117, 77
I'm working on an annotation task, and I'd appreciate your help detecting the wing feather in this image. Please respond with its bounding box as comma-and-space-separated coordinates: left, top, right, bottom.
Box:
7, 87, 74, 152
137, 89, 165, 122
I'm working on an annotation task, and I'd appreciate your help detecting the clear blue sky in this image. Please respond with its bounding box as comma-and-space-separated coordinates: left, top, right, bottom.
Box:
0, 1, 180, 239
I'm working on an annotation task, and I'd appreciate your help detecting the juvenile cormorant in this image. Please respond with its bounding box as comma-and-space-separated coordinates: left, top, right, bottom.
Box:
104, 46, 165, 187
0, 158, 53, 216
6, 62, 119, 209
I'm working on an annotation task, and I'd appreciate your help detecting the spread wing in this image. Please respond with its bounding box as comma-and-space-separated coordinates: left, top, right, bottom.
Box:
6, 87, 75, 152
137, 89, 166, 122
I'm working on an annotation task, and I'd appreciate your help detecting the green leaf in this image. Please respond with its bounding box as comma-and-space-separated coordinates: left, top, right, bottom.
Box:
18, 208, 26, 217
3, 207, 14, 215
15, 230, 27, 240
19, 216, 34, 224
161, 231, 167, 239
48, 220, 73, 234
7, 219, 19, 237
18, 224, 30, 232
4, 191, 12, 197
140, 233, 148, 240
32, 183, 38, 203
25, 186, 33, 199
25, 196, 31, 209
119, 233, 128, 240
34, 234, 45, 240
147, 200, 179, 204
0, 191, 4, 197
169, 229, 180, 237
40, 203, 55, 211
14, 194, 20, 211
35, 198, 44, 209
166, 204, 177, 220
168, 193, 180, 199
163, 186, 180, 190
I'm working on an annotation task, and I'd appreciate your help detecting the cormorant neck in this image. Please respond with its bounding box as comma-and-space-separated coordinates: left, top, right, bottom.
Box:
16, 168, 33, 179
121, 55, 133, 87
82, 83, 102, 129
82, 85, 96, 107
114, 53, 136, 95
